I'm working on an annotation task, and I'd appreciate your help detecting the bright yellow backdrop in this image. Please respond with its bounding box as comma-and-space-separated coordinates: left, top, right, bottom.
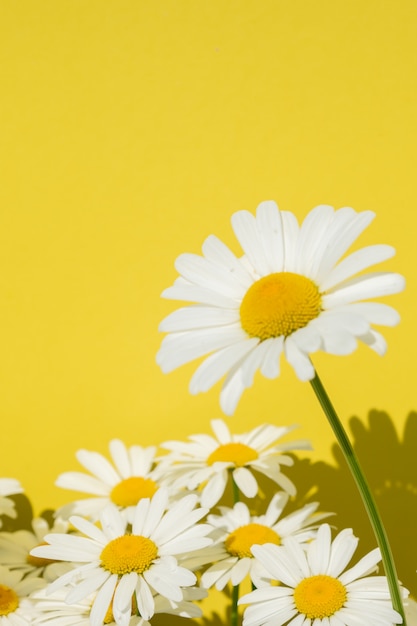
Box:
1, 0, 417, 605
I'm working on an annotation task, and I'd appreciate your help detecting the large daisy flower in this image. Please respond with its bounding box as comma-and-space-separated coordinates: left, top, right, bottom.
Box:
201, 492, 330, 590
0, 565, 44, 625
55, 439, 164, 522
157, 202, 405, 414
156, 418, 310, 508
0, 479, 23, 527
0, 516, 72, 582
30, 489, 212, 626
239, 523, 407, 626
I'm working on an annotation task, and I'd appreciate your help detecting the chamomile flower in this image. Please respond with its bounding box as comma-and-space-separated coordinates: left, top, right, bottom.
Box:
156, 418, 310, 508
239, 523, 407, 626
201, 492, 330, 590
30, 489, 212, 626
0, 565, 43, 625
157, 201, 405, 415
0, 517, 72, 582
55, 439, 163, 522
0, 479, 23, 527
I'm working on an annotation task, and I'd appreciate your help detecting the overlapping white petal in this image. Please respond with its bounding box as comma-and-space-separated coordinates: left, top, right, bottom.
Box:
157, 201, 405, 414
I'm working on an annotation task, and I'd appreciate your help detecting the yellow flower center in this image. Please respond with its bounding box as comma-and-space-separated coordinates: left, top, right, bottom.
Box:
225, 523, 281, 558
100, 535, 158, 575
0, 585, 19, 615
293, 574, 347, 619
240, 272, 322, 339
110, 477, 158, 507
207, 442, 258, 467
26, 541, 59, 568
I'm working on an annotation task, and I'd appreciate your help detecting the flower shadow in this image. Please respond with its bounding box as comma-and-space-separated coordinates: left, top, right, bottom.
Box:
284, 409, 417, 596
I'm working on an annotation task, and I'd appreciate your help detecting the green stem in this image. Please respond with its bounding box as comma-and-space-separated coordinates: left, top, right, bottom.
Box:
231, 583, 240, 626
230, 471, 240, 626
310, 370, 406, 625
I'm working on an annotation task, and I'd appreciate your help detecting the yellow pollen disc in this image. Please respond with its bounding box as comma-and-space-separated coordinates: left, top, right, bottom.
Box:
207, 442, 258, 467
240, 272, 322, 339
293, 574, 347, 619
225, 523, 281, 558
100, 535, 158, 575
0, 585, 19, 615
110, 476, 158, 507
26, 541, 59, 568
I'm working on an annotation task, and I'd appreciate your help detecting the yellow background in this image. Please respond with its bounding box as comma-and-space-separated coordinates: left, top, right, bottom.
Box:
1, 0, 416, 607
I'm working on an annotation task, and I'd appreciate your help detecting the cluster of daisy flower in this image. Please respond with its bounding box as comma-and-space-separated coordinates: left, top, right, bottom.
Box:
0, 419, 410, 625
1, 200, 413, 625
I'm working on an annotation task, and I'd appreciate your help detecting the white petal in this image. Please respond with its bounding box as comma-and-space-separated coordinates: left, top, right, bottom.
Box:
113, 572, 138, 623
109, 440, 131, 479
202, 234, 254, 288
232, 210, 271, 276
259, 336, 284, 378
90, 574, 118, 626
358, 329, 387, 355
211, 418, 232, 443
161, 282, 239, 307
55, 472, 110, 496
220, 367, 247, 416
189, 338, 259, 394
323, 272, 405, 307
281, 210, 300, 271
135, 576, 155, 621
233, 467, 258, 498
284, 337, 315, 380
255, 201, 285, 272
240, 341, 276, 387
295, 205, 336, 276
159, 306, 240, 332
157, 325, 247, 372
201, 472, 227, 508
320, 244, 396, 291
75, 450, 120, 485
175, 252, 247, 298
315, 210, 375, 282
336, 302, 400, 326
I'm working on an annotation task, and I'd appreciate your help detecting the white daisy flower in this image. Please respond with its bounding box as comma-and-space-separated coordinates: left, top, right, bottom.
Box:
156, 418, 310, 508
239, 523, 407, 626
30, 489, 212, 626
157, 201, 405, 415
0, 479, 23, 527
31, 586, 207, 625
0, 517, 73, 582
0, 565, 44, 625
55, 439, 164, 522
201, 492, 331, 590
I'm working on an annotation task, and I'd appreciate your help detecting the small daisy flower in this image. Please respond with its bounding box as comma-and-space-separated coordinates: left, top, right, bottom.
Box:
0, 565, 44, 625
0, 517, 73, 582
239, 523, 407, 626
55, 439, 164, 521
30, 489, 212, 625
201, 492, 331, 590
0, 479, 23, 527
157, 201, 405, 414
156, 418, 310, 508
